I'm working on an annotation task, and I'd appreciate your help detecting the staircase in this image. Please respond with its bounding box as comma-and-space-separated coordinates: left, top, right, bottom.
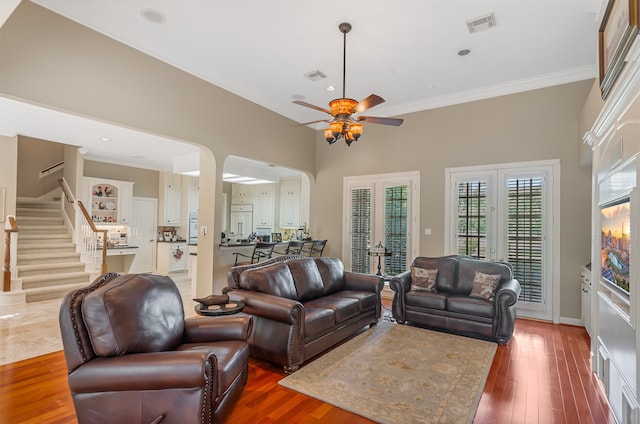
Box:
15, 197, 91, 302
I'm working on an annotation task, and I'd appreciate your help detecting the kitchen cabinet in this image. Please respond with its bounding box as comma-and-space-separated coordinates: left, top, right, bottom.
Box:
231, 184, 254, 204
230, 204, 253, 238
253, 184, 274, 228
188, 176, 199, 214
84, 177, 134, 225
159, 172, 182, 226
156, 241, 187, 274
279, 179, 301, 228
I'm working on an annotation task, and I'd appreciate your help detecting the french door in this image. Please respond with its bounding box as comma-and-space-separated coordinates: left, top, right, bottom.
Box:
445, 160, 559, 321
343, 172, 420, 277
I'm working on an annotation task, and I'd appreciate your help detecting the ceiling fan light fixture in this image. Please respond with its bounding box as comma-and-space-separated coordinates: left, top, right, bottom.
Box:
350, 123, 363, 139
329, 98, 358, 116
330, 121, 343, 137
293, 22, 403, 147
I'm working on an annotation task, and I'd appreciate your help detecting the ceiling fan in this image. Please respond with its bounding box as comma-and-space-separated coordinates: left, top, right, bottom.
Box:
293, 22, 403, 146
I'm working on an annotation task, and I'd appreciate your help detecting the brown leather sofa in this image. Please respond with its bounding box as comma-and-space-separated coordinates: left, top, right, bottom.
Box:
390, 255, 521, 345
59, 273, 252, 424
226, 257, 383, 373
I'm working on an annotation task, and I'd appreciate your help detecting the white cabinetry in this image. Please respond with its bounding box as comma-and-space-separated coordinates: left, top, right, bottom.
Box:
279, 179, 301, 228
156, 241, 187, 274
230, 204, 253, 237
159, 172, 182, 226
253, 184, 274, 228
231, 184, 254, 204
84, 177, 134, 224
188, 176, 199, 214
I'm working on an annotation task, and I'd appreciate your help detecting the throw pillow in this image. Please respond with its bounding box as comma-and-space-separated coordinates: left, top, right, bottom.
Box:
411, 267, 438, 292
470, 271, 501, 301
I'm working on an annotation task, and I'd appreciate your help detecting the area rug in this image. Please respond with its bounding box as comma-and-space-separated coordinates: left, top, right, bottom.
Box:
278, 322, 496, 424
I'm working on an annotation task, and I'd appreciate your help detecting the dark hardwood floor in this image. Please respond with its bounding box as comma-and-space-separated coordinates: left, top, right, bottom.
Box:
0, 309, 616, 423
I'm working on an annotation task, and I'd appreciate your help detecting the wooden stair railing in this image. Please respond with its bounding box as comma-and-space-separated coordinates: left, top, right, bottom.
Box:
3, 216, 18, 292
58, 178, 107, 274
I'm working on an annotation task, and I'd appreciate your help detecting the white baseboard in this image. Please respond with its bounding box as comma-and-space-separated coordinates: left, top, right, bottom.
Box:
0, 290, 26, 305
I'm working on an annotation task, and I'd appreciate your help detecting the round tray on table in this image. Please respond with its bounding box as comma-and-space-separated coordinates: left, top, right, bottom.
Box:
194, 301, 245, 316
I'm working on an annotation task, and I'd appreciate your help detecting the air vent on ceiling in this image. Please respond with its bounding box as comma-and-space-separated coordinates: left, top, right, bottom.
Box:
304, 70, 327, 81
466, 12, 496, 34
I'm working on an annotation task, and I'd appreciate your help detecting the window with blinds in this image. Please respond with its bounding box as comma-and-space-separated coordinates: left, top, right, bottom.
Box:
350, 188, 372, 274
384, 185, 408, 276
456, 181, 487, 259
507, 177, 543, 304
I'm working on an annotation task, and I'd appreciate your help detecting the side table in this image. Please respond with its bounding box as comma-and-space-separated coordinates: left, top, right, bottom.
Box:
194, 301, 245, 316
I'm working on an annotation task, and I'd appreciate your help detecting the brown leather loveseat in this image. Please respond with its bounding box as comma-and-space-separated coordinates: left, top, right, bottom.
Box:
390, 255, 521, 345
59, 273, 252, 424
227, 256, 383, 373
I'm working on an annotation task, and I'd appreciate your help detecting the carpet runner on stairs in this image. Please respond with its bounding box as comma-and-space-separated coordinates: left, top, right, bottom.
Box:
15, 197, 91, 302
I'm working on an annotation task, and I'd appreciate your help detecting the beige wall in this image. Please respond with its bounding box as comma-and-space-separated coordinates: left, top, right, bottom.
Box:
578, 79, 606, 166
84, 160, 159, 198
16, 136, 64, 197
312, 80, 594, 320
0, 2, 596, 319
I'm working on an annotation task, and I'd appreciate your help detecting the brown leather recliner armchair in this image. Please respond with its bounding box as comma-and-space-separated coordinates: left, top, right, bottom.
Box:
59, 272, 252, 424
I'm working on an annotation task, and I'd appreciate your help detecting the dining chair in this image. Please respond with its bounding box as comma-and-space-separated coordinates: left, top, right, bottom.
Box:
232, 241, 276, 266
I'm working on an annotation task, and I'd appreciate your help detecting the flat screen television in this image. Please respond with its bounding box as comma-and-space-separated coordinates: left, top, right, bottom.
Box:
601, 198, 630, 294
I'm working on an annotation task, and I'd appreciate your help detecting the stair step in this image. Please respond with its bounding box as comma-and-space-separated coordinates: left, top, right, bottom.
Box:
17, 207, 62, 217
18, 223, 69, 237
25, 282, 91, 303
18, 252, 82, 266
21, 271, 91, 290
18, 243, 76, 254
17, 262, 86, 277
16, 198, 60, 209
19, 235, 72, 245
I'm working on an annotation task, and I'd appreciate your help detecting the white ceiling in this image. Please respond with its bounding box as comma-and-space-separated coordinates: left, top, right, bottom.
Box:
2, 0, 605, 173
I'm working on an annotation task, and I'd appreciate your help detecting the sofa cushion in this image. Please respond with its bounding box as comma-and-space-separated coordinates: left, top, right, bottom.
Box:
410, 267, 438, 292
314, 257, 346, 295
411, 256, 457, 292
304, 296, 360, 323
457, 256, 512, 294
469, 271, 501, 301
288, 259, 325, 301
239, 262, 299, 300
303, 307, 336, 343
82, 274, 184, 357
447, 295, 495, 318
405, 290, 448, 310
329, 290, 378, 312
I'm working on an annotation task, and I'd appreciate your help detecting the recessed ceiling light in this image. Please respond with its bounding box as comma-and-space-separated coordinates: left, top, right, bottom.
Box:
458, 49, 471, 56
326, 85, 335, 91
100, 137, 111, 142
426, 84, 435, 89
140, 8, 167, 24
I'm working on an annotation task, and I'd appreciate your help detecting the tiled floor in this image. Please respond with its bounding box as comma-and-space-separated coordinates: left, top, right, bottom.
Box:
0, 274, 194, 365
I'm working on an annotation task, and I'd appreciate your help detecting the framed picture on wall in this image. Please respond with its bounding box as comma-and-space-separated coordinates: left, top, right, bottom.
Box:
599, 0, 640, 99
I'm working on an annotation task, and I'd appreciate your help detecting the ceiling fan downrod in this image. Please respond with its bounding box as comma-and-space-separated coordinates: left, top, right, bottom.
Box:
339, 22, 351, 100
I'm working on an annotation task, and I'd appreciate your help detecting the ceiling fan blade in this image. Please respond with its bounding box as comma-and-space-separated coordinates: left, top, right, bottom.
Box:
292, 119, 329, 127
358, 116, 404, 126
355, 94, 385, 113
293, 100, 331, 114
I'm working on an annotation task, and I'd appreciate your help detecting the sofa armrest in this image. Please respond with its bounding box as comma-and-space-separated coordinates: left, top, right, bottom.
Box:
496, 278, 521, 307
69, 350, 215, 393
228, 289, 303, 324
183, 314, 252, 343
343, 271, 384, 293
494, 278, 521, 344
389, 270, 411, 322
